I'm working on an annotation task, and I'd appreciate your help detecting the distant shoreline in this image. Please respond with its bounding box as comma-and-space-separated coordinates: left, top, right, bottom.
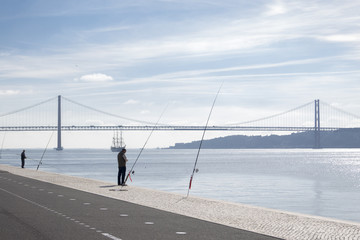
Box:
3, 127, 360, 151
168, 129, 360, 149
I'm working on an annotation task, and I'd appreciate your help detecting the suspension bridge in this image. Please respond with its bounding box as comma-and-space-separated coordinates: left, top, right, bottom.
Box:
1, 95, 360, 150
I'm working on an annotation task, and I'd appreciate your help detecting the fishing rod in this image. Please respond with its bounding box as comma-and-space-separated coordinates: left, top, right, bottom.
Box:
37, 131, 55, 170
123, 105, 168, 184
186, 82, 224, 198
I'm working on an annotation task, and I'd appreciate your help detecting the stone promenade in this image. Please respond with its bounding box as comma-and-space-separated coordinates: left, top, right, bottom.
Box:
1, 164, 360, 239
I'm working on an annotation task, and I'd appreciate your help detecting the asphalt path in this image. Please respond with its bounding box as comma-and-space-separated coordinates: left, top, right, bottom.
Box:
0, 171, 281, 240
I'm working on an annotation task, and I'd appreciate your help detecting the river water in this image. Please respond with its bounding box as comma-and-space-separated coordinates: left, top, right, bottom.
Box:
1, 148, 359, 223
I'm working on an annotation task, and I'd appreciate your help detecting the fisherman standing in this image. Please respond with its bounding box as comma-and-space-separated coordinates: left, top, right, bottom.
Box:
21, 150, 27, 168
117, 148, 128, 186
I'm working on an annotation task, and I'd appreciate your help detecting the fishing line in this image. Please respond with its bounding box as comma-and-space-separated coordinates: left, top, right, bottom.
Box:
186, 82, 224, 198
15, 153, 53, 168
37, 131, 55, 170
15, 153, 38, 163
123, 104, 168, 184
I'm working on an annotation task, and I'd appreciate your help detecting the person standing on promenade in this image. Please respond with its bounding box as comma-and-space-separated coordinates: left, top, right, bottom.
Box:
117, 148, 128, 186
21, 150, 27, 168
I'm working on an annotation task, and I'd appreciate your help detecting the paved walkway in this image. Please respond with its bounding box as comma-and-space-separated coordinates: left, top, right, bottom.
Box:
1, 165, 360, 239
0, 170, 278, 240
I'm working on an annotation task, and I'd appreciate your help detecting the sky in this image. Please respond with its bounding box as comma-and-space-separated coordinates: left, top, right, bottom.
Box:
1, 0, 360, 149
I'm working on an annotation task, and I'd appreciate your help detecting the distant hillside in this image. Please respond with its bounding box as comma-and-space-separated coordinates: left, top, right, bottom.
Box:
169, 128, 360, 149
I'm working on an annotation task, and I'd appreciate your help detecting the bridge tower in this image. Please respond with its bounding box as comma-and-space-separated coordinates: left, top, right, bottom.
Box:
314, 99, 321, 149
55, 95, 63, 151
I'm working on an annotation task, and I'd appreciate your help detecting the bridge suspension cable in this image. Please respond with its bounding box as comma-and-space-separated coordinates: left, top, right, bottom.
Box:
227, 100, 314, 126
61, 96, 168, 126
321, 101, 360, 119
320, 101, 360, 128
0, 96, 57, 118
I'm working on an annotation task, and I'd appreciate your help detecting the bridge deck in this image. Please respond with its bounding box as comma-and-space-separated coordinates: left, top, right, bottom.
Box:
0, 125, 340, 131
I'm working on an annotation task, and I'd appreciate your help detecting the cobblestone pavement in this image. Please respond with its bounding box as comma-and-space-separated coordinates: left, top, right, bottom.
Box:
2, 164, 360, 239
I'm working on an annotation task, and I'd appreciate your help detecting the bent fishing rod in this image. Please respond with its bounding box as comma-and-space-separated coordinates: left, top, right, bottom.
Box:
123, 105, 168, 184
37, 131, 55, 170
186, 82, 224, 197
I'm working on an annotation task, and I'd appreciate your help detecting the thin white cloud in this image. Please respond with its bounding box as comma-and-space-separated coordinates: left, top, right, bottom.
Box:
124, 99, 139, 105
75, 73, 114, 82
82, 25, 131, 34
317, 34, 360, 43
0, 90, 20, 95
143, 57, 337, 81
140, 110, 150, 115
265, 0, 288, 16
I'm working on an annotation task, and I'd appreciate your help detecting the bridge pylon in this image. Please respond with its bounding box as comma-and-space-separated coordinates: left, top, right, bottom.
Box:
314, 99, 321, 149
55, 95, 63, 151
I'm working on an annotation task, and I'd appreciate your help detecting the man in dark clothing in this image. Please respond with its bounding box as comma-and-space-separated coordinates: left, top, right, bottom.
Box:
21, 150, 26, 168
117, 148, 128, 186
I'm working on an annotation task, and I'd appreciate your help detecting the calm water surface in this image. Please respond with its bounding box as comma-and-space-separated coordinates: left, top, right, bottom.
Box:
1, 148, 359, 223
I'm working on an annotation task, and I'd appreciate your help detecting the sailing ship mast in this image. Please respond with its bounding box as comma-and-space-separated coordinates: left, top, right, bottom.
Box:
111, 130, 125, 152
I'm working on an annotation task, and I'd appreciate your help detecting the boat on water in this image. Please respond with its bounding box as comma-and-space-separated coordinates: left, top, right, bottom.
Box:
111, 131, 125, 152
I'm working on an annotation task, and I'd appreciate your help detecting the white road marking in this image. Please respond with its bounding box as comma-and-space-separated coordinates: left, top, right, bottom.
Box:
144, 222, 154, 225
176, 232, 187, 235
102, 233, 122, 240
